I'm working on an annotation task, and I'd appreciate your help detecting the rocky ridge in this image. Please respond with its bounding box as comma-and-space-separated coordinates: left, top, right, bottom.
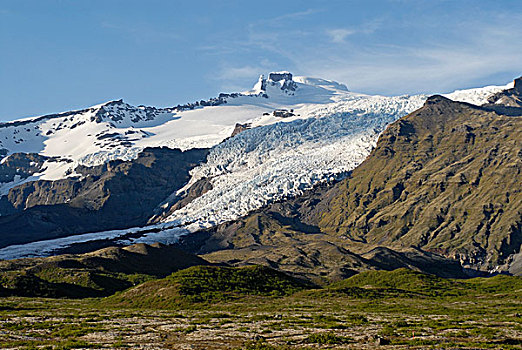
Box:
0, 147, 208, 248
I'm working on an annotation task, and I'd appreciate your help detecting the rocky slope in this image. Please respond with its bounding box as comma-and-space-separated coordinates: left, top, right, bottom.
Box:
315, 94, 521, 271
177, 188, 469, 282
0, 147, 208, 248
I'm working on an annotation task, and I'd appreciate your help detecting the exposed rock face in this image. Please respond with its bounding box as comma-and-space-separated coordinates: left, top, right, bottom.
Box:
273, 109, 295, 118
280, 79, 297, 92
149, 176, 214, 224
268, 72, 293, 82
0, 153, 49, 184
514, 77, 522, 93
0, 147, 209, 248
230, 123, 251, 137
253, 72, 298, 94
487, 76, 522, 108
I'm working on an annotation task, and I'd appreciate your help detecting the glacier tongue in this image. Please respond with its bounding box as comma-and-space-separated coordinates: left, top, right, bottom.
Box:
156, 93, 427, 234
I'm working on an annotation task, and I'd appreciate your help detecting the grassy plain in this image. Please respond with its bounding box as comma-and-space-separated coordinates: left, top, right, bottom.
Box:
0, 268, 521, 349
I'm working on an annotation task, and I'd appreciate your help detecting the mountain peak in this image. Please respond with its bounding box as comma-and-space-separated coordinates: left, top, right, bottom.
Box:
267, 71, 293, 82
250, 71, 298, 95
424, 94, 453, 105
101, 99, 125, 107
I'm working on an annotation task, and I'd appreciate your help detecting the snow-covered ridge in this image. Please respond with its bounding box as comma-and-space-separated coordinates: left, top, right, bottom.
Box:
0, 73, 513, 259
0, 72, 356, 193
444, 82, 514, 106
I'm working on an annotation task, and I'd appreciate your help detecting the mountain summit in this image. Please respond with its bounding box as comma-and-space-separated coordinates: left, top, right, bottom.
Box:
250, 71, 349, 100
251, 71, 298, 95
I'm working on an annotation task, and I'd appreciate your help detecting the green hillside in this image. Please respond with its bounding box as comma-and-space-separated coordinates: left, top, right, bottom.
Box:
106, 265, 310, 308
317, 96, 522, 269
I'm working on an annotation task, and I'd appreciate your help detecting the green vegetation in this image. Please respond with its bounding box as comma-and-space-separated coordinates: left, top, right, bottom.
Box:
1, 266, 521, 349
330, 268, 465, 296
304, 331, 352, 344
1, 267, 521, 349
106, 265, 309, 308
171, 265, 307, 297
0, 266, 153, 298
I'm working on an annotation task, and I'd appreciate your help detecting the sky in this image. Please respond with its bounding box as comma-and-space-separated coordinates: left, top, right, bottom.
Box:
1, 0, 522, 121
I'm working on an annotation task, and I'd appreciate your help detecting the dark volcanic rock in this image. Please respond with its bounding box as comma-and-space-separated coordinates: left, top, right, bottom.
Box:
0, 147, 209, 249
515, 77, 522, 93
0, 153, 48, 184
268, 72, 293, 82
273, 109, 295, 118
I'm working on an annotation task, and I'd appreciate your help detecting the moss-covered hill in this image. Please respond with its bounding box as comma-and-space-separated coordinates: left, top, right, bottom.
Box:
106, 265, 310, 308
106, 266, 522, 310
316, 95, 521, 269
0, 243, 208, 298
324, 268, 522, 300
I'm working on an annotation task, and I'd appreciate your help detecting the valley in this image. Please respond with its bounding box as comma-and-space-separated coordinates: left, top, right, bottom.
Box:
0, 73, 521, 349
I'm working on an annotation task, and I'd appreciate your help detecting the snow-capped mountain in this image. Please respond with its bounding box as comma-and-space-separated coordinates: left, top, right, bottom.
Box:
0, 72, 512, 259
0, 72, 347, 193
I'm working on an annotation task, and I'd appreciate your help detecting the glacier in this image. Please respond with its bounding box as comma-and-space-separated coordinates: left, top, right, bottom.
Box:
0, 73, 512, 259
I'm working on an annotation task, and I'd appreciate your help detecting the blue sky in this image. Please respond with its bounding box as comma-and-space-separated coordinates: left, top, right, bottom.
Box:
1, 0, 521, 121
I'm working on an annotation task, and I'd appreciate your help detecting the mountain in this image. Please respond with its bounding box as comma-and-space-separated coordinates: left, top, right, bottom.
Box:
0, 72, 513, 260
315, 94, 521, 272
0, 147, 208, 248
183, 81, 522, 275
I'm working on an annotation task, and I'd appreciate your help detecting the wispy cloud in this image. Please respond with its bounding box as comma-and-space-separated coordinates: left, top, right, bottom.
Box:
300, 21, 522, 94
267, 8, 322, 23
326, 18, 383, 44
215, 59, 278, 91
326, 29, 355, 43
201, 7, 522, 95
198, 8, 317, 57
218, 65, 265, 80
